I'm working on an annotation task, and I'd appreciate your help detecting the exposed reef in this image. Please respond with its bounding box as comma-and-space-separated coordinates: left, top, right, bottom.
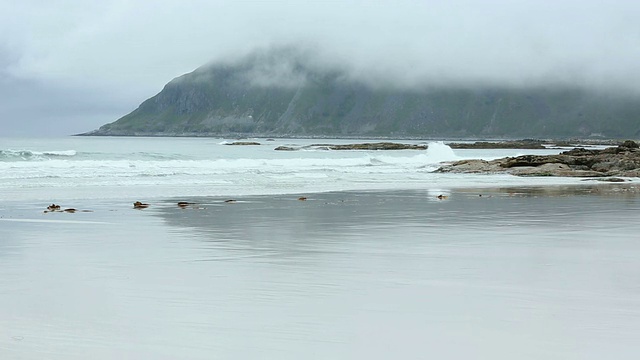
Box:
275, 142, 427, 151
447, 140, 547, 149
225, 141, 261, 146
435, 141, 640, 178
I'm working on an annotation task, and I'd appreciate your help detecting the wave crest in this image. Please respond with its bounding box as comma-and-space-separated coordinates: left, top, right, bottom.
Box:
0, 149, 77, 161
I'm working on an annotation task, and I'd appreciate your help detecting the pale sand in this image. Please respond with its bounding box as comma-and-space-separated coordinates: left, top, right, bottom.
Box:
1, 186, 640, 359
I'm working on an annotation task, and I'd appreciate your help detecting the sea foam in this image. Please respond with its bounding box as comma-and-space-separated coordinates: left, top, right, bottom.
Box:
0, 149, 77, 161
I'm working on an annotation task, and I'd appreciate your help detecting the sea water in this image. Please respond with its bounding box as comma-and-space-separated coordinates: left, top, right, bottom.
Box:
1, 136, 639, 359
0, 136, 587, 202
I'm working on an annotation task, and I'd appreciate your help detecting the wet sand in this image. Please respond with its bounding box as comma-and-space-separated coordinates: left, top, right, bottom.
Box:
1, 186, 640, 359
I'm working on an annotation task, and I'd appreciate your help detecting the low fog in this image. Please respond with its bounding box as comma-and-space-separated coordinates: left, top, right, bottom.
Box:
1, 0, 638, 136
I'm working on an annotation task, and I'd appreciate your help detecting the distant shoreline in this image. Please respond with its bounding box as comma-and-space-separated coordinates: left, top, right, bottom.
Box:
73, 133, 630, 146
4, 183, 640, 210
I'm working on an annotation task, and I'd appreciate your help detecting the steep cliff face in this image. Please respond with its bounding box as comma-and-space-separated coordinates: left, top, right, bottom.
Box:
88, 48, 640, 138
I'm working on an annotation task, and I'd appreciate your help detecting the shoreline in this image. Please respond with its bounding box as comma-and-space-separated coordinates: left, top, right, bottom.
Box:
3, 183, 640, 359
72, 133, 634, 146
3, 183, 639, 219
2, 179, 639, 205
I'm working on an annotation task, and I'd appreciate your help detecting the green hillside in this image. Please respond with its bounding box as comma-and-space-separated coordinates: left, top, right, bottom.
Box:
86, 49, 640, 138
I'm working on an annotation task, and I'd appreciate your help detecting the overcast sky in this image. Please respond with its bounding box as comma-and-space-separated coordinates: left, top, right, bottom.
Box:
1, 0, 639, 136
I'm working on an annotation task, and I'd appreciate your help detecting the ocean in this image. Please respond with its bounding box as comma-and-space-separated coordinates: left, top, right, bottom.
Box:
0, 136, 589, 201
1, 136, 639, 359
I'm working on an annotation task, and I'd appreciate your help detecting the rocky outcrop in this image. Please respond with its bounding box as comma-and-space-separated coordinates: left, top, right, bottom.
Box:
447, 140, 547, 149
226, 141, 261, 146
311, 142, 427, 150
435, 141, 640, 177
446, 139, 628, 150
274, 142, 427, 151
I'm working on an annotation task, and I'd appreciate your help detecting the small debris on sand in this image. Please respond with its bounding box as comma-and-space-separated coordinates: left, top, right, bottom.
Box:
133, 201, 149, 209
44, 204, 91, 213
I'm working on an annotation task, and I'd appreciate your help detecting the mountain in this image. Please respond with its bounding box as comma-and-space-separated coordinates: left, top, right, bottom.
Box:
85, 47, 640, 139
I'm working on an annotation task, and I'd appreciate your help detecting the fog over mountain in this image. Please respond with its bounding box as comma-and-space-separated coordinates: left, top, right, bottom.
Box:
87, 45, 640, 139
1, 0, 639, 136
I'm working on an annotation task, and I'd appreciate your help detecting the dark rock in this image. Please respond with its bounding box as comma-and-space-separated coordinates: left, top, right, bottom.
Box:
226, 141, 261, 146
434, 159, 501, 173
448, 140, 546, 149
44, 204, 89, 213
309, 142, 427, 150
500, 155, 564, 168
133, 201, 149, 209
435, 144, 640, 178
596, 177, 626, 182
274, 146, 297, 151
561, 147, 599, 156
552, 141, 577, 147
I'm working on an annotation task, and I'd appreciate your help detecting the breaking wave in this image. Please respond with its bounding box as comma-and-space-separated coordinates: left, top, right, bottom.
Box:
0, 139, 582, 201
0, 142, 461, 181
0, 149, 77, 161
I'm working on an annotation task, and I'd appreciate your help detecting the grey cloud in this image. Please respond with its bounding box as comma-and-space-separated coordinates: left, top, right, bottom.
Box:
1, 0, 640, 135
238, 47, 314, 89
0, 75, 134, 136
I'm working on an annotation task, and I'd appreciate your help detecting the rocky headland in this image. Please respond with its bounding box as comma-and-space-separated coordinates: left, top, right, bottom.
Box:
435, 140, 640, 178
81, 46, 640, 139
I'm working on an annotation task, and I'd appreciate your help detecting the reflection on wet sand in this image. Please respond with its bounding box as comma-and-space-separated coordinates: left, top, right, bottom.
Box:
2, 187, 640, 359
155, 186, 640, 242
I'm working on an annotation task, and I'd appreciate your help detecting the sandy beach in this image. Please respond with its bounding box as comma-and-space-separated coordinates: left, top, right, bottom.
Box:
4, 1, 640, 358
2, 186, 640, 359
